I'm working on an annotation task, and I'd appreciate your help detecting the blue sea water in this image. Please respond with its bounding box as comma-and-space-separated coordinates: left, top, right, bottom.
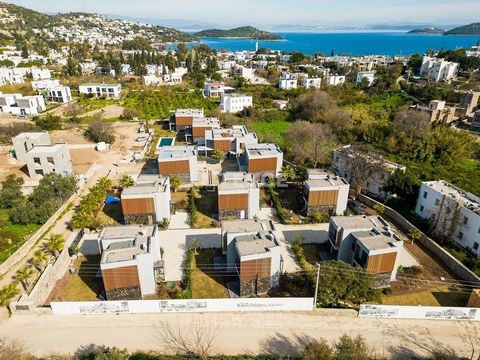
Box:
189, 32, 480, 56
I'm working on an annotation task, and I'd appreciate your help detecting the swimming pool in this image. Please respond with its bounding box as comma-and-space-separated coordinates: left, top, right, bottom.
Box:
157, 137, 175, 148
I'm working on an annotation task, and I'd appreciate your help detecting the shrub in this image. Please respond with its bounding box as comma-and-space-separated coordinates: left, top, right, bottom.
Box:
188, 187, 197, 227
34, 114, 62, 131
84, 121, 115, 144
160, 217, 169, 230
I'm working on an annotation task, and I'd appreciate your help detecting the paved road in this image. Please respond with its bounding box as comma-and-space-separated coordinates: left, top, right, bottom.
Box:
0, 310, 478, 358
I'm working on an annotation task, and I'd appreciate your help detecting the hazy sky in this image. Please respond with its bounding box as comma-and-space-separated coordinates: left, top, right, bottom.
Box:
5, 0, 480, 26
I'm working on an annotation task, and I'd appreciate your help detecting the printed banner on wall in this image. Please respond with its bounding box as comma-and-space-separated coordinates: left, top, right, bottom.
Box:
50, 297, 314, 315
359, 304, 480, 321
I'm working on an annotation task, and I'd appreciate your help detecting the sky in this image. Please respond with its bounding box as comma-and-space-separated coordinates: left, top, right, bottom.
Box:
5, 0, 480, 27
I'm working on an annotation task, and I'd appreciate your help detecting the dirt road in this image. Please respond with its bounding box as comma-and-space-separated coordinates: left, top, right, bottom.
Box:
0, 310, 477, 358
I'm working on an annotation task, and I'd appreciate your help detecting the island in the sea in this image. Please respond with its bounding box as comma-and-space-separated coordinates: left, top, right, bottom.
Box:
194, 26, 283, 40
408, 27, 445, 35
444, 23, 480, 36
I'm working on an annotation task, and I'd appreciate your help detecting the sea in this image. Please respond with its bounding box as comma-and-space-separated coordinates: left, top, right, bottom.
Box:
185, 32, 480, 56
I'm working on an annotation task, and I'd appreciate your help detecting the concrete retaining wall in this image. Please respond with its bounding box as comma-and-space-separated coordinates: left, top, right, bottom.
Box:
358, 194, 480, 286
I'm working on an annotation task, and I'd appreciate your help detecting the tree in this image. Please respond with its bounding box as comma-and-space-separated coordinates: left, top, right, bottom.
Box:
335, 335, 371, 360
303, 338, 334, 360
34, 114, 62, 131
170, 175, 181, 193
9, 200, 37, 225
317, 261, 380, 307
373, 203, 385, 215
119, 174, 135, 189
190, 238, 199, 255
15, 266, 35, 291
280, 165, 296, 181
121, 108, 140, 120
31, 249, 48, 271
211, 149, 224, 160
0, 283, 20, 307
385, 169, 420, 206
84, 121, 115, 144
0, 174, 24, 209
293, 90, 337, 123
44, 233, 65, 257
408, 229, 422, 245
0, 338, 33, 359
285, 121, 336, 168
392, 108, 431, 153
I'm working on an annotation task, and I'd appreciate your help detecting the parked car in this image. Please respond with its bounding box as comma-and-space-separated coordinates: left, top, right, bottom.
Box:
18, 114, 28, 120
348, 200, 367, 215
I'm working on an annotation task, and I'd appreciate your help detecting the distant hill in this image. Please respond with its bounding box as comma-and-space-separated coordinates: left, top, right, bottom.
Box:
194, 26, 282, 40
0, 1, 196, 48
444, 23, 480, 36
408, 27, 444, 34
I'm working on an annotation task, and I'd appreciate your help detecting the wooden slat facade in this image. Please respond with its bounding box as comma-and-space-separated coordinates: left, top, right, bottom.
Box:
214, 139, 232, 151
248, 157, 277, 173
102, 265, 140, 291
239, 258, 271, 281
158, 159, 190, 175
366, 252, 397, 274
175, 116, 194, 127
308, 189, 339, 206
218, 193, 248, 211
192, 126, 211, 138
121, 197, 155, 215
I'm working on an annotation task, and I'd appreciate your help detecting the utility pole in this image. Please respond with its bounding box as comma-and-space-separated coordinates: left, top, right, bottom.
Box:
313, 263, 320, 309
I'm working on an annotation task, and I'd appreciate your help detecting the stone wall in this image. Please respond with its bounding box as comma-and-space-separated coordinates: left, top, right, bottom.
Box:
358, 194, 480, 286
240, 277, 271, 297
306, 205, 333, 217
106, 286, 142, 300
219, 208, 247, 221
124, 213, 156, 225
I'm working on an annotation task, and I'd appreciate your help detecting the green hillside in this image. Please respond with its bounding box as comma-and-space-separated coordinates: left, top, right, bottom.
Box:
444, 23, 480, 35
194, 26, 282, 40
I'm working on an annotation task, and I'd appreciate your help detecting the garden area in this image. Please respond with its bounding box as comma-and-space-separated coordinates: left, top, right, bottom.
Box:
191, 249, 232, 299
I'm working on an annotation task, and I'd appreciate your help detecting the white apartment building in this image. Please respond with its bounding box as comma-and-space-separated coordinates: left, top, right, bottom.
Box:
0, 68, 25, 85
78, 83, 122, 98
332, 145, 406, 199
121, 175, 172, 225
232, 65, 255, 80
415, 180, 480, 256
25, 143, 72, 179
220, 94, 253, 113
31, 79, 60, 91
420, 56, 459, 82
327, 75, 346, 86
0, 93, 46, 116
356, 71, 376, 86
204, 82, 225, 98
48, 86, 72, 103
279, 74, 297, 90
97, 225, 162, 300
31, 68, 52, 80
12, 131, 51, 161
303, 77, 322, 89
143, 75, 162, 86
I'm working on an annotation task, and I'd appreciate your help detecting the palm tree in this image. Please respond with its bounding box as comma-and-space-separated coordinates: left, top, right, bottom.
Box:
16, 266, 34, 291
0, 283, 20, 307
280, 165, 296, 181
31, 249, 48, 271
170, 175, 181, 193
408, 229, 422, 245
97, 177, 112, 192
119, 174, 135, 189
44, 233, 65, 257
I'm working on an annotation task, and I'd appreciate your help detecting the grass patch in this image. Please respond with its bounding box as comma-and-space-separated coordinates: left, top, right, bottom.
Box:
171, 191, 189, 211
0, 209, 41, 265
51, 256, 103, 301
97, 203, 123, 226
191, 249, 228, 299
145, 122, 178, 159
381, 286, 470, 307
193, 187, 218, 229
251, 119, 291, 148
301, 244, 321, 272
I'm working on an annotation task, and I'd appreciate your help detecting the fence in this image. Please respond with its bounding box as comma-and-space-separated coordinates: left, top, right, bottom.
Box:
358, 194, 480, 287
50, 297, 314, 315
0, 192, 76, 276
9, 231, 82, 314
359, 304, 480, 321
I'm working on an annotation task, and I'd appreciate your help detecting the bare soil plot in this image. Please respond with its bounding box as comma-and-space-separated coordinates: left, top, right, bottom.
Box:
70, 148, 101, 175
0, 150, 28, 181
50, 128, 91, 145
81, 105, 125, 119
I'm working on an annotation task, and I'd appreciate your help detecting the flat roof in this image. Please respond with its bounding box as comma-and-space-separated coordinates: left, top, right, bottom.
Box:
13, 132, 49, 140
353, 231, 401, 252
100, 225, 155, 240
306, 171, 348, 188
26, 143, 67, 154
173, 109, 204, 117
157, 145, 197, 159
235, 233, 277, 257
122, 177, 169, 195
80, 83, 120, 87
423, 180, 480, 215
245, 143, 282, 158
192, 117, 220, 127
222, 219, 274, 234
331, 215, 388, 230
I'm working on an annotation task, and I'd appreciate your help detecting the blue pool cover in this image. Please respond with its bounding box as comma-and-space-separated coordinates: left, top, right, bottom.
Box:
105, 194, 120, 204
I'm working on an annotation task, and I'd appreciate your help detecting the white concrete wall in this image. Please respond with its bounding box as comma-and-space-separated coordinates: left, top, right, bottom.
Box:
359, 304, 480, 321
248, 187, 260, 219
51, 297, 314, 314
